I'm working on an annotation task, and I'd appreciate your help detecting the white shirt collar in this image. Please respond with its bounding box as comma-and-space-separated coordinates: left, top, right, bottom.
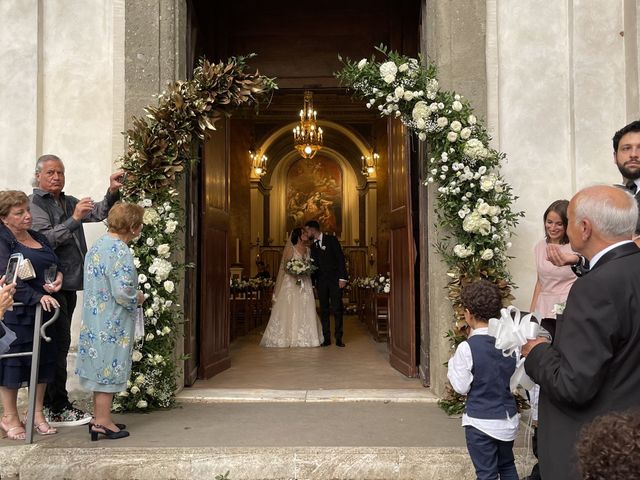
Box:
633, 178, 640, 193
589, 240, 633, 269
469, 326, 489, 337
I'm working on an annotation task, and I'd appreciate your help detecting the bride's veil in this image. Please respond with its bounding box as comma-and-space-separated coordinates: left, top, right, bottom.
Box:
272, 237, 295, 302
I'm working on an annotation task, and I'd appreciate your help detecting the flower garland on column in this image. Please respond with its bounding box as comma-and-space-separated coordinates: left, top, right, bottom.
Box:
113, 55, 276, 411
336, 45, 523, 414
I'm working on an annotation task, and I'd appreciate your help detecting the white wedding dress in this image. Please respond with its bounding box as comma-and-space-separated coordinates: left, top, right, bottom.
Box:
260, 244, 324, 347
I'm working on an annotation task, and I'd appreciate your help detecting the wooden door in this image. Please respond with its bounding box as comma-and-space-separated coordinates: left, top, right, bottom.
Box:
183, 148, 201, 386
199, 119, 231, 378
387, 118, 418, 377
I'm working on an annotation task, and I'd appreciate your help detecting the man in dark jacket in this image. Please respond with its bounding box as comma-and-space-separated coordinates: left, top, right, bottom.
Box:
523, 185, 640, 480
30, 154, 123, 425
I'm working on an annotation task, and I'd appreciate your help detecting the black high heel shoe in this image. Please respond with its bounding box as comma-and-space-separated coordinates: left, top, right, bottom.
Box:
90, 424, 130, 441
88, 420, 126, 432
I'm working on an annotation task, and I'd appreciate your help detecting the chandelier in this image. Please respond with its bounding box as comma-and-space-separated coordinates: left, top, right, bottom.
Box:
293, 91, 323, 159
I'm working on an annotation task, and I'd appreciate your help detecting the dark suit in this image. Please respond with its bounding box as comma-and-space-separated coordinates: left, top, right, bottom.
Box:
525, 242, 640, 480
310, 234, 348, 342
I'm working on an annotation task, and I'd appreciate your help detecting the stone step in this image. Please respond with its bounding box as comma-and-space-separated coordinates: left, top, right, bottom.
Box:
0, 445, 535, 479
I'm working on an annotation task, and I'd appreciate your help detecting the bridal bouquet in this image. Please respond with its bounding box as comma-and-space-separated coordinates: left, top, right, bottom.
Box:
285, 258, 317, 286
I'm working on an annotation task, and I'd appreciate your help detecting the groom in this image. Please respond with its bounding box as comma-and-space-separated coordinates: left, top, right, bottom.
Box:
305, 220, 348, 347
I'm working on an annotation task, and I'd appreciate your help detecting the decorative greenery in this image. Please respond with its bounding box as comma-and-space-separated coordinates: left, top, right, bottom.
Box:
336, 45, 523, 412
352, 273, 391, 294
113, 56, 276, 411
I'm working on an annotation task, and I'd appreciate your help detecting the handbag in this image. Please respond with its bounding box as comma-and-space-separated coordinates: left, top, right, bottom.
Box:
17, 258, 36, 281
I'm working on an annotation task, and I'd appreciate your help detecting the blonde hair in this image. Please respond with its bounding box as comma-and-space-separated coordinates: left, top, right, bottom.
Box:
107, 203, 144, 234
0, 190, 29, 219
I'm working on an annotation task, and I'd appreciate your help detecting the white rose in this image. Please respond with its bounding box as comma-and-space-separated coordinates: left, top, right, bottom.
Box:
138, 274, 147, 283
415, 118, 426, 130
145, 308, 154, 318
398, 63, 409, 72
447, 131, 458, 142
481, 249, 494, 261
156, 244, 171, 257
460, 127, 471, 139
130, 386, 140, 394
141, 199, 152, 208
418, 132, 427, 141
429, 102, 439, 112
477, 203, 491, 215
403, 91, 414, 101
165, 220, 178, 234
162, 326, 171, 334
135, 374, 145, 385
145, 332, 154, 341
357, 58, 367, 70
132, 350, 143, 362
146, 237, 154, 247
452, 100, 463, 111
468, 114, 477, 125
437, 117, 448, 128
163, 280, 175, 293
136, 400, 148, 409
450, 121, 462, 132
394, 86, 404, 99
480, 174, 497, 192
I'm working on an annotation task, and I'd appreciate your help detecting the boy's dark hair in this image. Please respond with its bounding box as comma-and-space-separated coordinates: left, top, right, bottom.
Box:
577, 409, 640, 480
304, 220, 320, 230
612, 120, 640, 151
460, 279, 502, 323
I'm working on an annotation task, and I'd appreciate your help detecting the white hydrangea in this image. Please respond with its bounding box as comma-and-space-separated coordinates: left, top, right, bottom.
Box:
143, 208, 160, 225
463, 139, 490, 159
453, 244, 474, 258
412, 101, 430, 122
148, 258, 172, 281
379, 61, 398, 84
463, 211, 492, 235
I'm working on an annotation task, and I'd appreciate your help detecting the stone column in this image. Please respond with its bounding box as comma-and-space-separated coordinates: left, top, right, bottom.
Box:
421, 0, 488, 395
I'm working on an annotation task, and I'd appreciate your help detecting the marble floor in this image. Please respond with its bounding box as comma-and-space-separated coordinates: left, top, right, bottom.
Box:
189, 315, 424, 391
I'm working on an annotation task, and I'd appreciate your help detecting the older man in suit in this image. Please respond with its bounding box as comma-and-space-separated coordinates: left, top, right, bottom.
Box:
523, 185, 640, 480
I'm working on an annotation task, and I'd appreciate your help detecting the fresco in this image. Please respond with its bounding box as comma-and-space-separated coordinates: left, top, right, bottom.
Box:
286, 156, 343, 234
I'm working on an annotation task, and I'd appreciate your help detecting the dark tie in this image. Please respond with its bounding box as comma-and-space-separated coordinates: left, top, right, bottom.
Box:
627, 182, 638, 195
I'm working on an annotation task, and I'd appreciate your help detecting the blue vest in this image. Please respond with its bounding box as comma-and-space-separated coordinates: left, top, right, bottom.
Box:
465, 334, 518, 419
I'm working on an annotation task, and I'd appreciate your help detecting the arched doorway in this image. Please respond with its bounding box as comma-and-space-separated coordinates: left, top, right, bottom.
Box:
185, 0, 424, 385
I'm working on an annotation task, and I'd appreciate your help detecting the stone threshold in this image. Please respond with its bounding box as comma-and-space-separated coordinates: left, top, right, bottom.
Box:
0, 445, 534, 480
176, 388, 439, 404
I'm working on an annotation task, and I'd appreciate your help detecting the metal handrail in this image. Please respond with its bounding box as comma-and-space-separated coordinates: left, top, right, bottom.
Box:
0, 302, 59, 444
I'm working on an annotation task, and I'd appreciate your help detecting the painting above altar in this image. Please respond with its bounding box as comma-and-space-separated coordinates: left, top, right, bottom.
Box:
286, 156, 343, 235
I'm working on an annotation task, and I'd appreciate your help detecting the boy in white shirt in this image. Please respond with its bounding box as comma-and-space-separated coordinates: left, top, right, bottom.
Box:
447, 279, 519, 480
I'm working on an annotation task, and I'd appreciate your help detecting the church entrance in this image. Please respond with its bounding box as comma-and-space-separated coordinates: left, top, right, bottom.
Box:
183, 0, 426, 388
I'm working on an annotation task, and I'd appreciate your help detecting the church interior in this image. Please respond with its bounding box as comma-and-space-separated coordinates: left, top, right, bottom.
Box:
182, 0, 424, 385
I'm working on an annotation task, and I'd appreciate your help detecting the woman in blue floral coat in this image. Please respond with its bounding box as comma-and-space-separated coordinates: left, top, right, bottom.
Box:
76, 203, 144, 441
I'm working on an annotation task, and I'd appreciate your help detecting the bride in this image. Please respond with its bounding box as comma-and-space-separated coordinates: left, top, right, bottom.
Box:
260, 227, 324, 347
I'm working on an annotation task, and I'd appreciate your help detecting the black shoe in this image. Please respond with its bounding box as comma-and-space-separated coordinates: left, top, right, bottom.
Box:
321, 339, 331, 347
336, 340, 345, 347
88, 420, 126, 432
90, 424, 130, 441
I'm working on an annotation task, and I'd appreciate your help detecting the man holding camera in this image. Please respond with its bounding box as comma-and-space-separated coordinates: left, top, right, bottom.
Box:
29, 154, 123, 426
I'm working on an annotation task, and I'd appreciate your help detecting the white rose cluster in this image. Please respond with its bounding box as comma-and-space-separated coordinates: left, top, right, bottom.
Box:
143, 208, 160, 225
379, 61, 398, 84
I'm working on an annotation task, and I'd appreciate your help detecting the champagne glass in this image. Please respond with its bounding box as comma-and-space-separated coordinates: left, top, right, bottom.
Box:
44, 265, 57, 287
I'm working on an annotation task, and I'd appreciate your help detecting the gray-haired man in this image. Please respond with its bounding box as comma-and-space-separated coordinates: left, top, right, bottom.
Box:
30, 154, 123, 425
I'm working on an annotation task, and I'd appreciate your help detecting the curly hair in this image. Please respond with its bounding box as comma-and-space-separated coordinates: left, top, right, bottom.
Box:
577, 409, 640, 480
460, 279, 502, 323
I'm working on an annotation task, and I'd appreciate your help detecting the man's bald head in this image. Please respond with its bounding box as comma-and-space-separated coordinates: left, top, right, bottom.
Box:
568, 185, 637, 258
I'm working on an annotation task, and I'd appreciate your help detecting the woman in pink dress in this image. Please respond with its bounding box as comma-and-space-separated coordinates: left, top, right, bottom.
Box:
530, 199, 577, 318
